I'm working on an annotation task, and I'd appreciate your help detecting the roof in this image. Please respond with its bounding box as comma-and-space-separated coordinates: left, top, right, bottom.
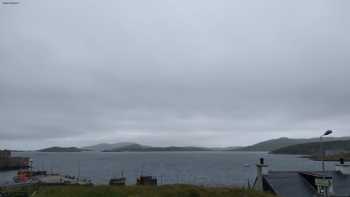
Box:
263, 171, 350, 197
264, 171, 316, 197
328, 171, 350, 196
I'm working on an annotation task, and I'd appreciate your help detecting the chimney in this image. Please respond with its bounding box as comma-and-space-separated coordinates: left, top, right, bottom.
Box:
336, 158, 350, 175
254, 158, 269, 191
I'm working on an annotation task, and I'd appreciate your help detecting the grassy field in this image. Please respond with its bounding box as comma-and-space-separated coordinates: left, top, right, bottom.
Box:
26, 185, 275, 197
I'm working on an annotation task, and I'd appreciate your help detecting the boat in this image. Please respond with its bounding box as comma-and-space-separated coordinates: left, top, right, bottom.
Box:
109, 171, 126, 186
109, 177, 126, 186
136, 176, 157, 186
34, 174, 92, 186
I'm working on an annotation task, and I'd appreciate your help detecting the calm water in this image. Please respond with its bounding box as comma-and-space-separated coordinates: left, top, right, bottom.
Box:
0, 151, 337, 186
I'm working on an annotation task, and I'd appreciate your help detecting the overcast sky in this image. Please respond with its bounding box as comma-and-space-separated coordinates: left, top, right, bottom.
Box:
1, 0, 350, 150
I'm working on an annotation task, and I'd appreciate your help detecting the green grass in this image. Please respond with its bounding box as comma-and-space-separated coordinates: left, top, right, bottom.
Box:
30, 185, 275, 197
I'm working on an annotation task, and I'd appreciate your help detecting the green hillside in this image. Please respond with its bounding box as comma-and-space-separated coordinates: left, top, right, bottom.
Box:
103, 144, 210, 152
38, 147, 88, 152
237, 137, 309, 151
306, 152, 350, 161
271, 140, 350, 155
238, 137, 350, 152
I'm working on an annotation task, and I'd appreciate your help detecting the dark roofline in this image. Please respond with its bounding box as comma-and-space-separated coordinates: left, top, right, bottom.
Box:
300, 172, 333, 179
297, 173, 319, 194
262, 176, 278, 195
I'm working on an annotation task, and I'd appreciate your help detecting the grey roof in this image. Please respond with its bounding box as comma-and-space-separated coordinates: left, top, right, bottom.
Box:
263, 171, 350, 197
264, 171, 316, 197
328, 171, 350, 196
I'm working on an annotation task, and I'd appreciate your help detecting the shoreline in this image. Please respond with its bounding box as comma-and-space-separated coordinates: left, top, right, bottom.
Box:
300, 154, 350, 162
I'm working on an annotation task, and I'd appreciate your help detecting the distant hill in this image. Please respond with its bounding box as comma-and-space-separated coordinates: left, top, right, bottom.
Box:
271, 140, 350, 155
84, 142, 213, 152
82, 142, 139, 151
237, 136, 350, 152
209, 146, 243, 151
103, 144, 210, 152
38, 137, 350, 153
39, 147, 88, 152
306, 152, 350, 161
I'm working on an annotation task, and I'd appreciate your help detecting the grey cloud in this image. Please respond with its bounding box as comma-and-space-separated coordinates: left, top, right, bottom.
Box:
1, 0, 350, 149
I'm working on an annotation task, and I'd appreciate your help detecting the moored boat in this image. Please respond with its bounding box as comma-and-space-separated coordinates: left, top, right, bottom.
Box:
109, 171, 126, 186
136, 176, 157, 186
109, 177, 126, 186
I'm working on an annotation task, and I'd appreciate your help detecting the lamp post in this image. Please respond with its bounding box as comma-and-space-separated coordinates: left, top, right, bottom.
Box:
319, 130, 333, 197
320, 130, 333, 172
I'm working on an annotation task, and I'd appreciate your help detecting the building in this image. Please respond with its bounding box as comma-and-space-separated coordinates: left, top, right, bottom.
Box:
0, 150, 11, 159
0, 150, 29, 171
253, 158, 350, 197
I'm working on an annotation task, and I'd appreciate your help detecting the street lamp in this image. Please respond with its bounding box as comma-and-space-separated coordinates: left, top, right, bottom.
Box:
320, 130, 333, 172
318, 130, 333, 197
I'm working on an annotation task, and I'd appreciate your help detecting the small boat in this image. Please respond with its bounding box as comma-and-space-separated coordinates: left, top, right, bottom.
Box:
109, 177, 126, 186
109, 171, 126, 186
136, 176, 157, 186
35, 174, 92, 186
